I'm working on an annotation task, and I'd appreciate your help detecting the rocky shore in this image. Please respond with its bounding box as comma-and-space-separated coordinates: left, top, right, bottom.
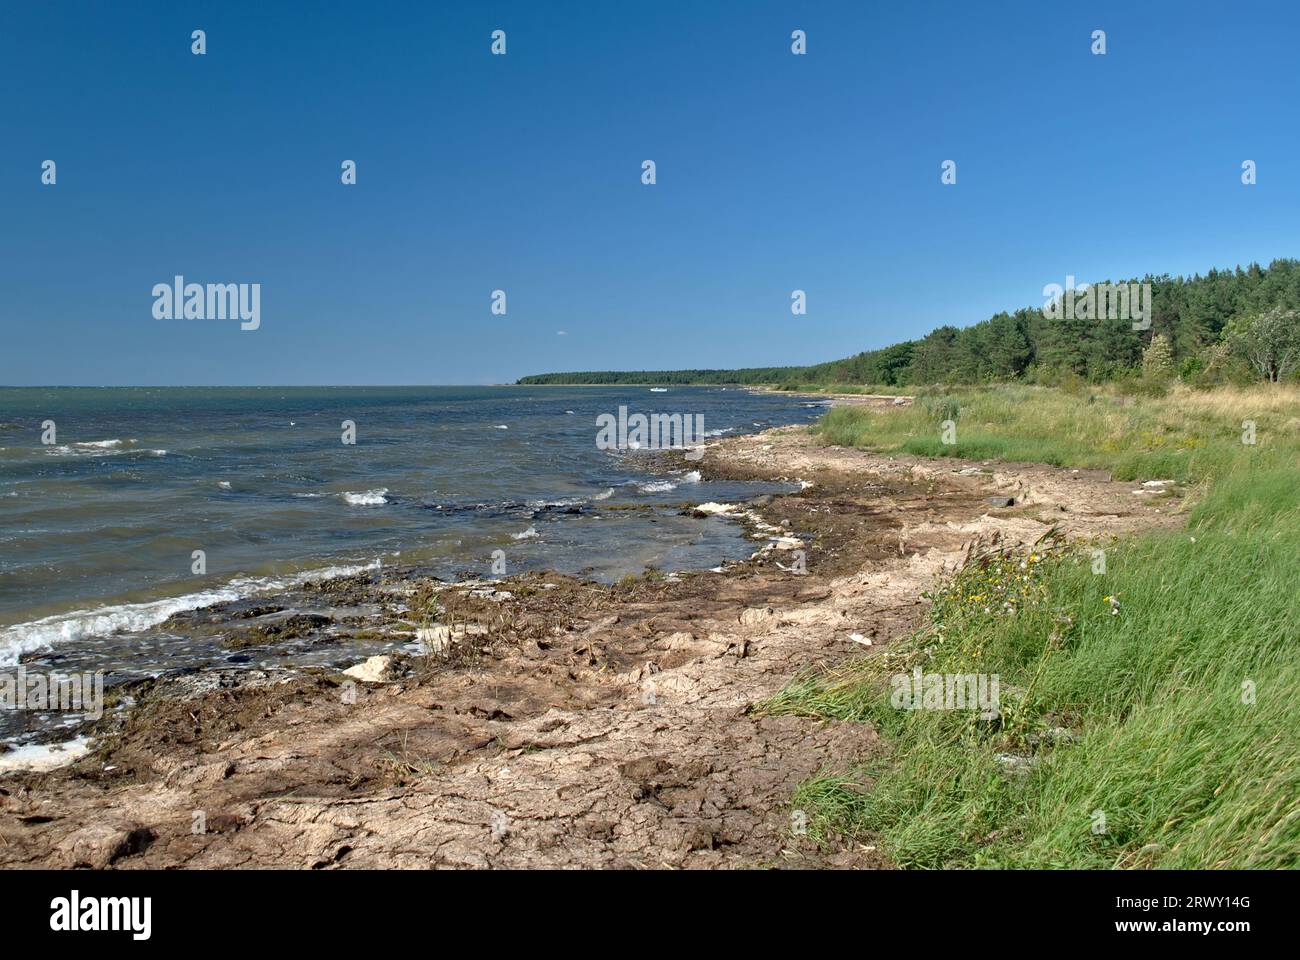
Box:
0, 426, 1178, 868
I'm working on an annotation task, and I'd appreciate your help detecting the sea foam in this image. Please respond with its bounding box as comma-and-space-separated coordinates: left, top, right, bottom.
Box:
343, 489, 389, 505
0, 560, 382, 665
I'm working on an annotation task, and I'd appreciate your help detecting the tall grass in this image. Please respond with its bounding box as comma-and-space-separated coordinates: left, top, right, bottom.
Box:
817, 383, 1300, 482
771, 384, 1300, 868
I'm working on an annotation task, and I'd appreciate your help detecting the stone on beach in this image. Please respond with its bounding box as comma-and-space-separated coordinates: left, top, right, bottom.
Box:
342, 655, 396, 683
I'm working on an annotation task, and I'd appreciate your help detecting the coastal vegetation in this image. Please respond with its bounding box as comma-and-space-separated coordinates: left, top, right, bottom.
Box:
518, 258, 1300, 389
520, 257, 1300, 867
763, 382, 1300, 867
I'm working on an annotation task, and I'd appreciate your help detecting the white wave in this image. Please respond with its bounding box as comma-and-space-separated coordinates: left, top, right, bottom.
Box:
681, 470, 701, 483
494, 424, 509, 430
218, 481, 232, 489
343, 488, 388, 506
593, 487, 615, 500
564, 410, 576, 415
704, 427, 735, 437
639, 480, 676, 493
42, 439, 165, 458
527, 496, 585, 510
44, 439, 147, 458
512, 526, 539, 540
0, 560, 382, 665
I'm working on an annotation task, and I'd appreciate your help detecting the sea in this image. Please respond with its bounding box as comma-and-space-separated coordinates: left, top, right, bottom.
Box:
0, 386, 828, 682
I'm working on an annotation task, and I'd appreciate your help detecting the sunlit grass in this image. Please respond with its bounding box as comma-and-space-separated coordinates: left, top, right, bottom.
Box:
773, 384, 1300, 868
816, 382, 1300, 482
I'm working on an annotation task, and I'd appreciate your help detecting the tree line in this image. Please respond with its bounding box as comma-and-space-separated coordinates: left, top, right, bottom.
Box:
517, 259, 1300, 387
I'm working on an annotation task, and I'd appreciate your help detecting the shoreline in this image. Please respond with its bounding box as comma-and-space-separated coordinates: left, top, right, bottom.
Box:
740, 385, 916, 407
0, 424, 1180, 868
0, 383, 821, 658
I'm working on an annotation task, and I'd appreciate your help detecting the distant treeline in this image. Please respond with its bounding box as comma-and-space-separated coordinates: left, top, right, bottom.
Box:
517, 368, 800, 386
517, 259, 1300, 386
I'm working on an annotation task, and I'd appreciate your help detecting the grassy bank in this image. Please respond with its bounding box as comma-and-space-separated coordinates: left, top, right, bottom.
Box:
766, 383, 1300, 868
819, 382, 1299, 482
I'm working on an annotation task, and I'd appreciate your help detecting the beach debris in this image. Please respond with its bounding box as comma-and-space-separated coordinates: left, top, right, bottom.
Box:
849, 633, 872, 646
985, 496, 1015, 507
417, 622, 488, 653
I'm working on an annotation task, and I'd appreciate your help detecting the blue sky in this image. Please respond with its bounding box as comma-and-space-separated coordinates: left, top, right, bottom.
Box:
1, 0, 1297, 386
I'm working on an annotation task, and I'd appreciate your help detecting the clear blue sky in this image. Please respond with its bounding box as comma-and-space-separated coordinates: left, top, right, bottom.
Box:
1, 0, 1296, 386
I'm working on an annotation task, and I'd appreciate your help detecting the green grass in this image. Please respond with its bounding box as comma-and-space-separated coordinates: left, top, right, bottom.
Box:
816, 382, 1299, 482
768, 383, 1300, 868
